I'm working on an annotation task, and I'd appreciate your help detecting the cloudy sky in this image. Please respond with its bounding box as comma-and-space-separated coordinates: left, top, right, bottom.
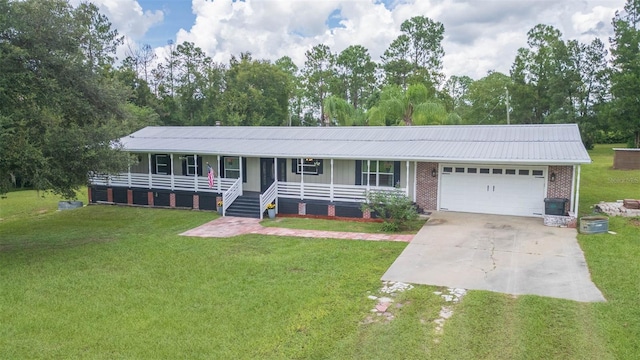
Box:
75, 0, 626, 80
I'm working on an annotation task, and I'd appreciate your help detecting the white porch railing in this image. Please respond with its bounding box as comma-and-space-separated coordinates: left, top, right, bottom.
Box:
89, 173, 237, 193
277, 182, 403, 202
222, 177, 242, 216
259, 181, 278, 220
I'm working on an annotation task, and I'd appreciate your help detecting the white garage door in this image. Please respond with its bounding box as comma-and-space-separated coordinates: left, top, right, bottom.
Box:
439, 164, 547, 217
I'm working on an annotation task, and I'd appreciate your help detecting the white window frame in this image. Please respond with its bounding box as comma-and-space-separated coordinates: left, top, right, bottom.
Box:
362, 160, 394, 187
185, 155, 198, 176
155, 155, 169, 175
224, 156, 240, 179
296, 159, 322, 175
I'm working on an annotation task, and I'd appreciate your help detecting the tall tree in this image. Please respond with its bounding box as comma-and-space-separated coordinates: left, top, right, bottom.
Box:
381, 16, 445, 89
302, 44, 336, 126
441, 75, 473, 114
173, 41, 212, 125
223, 54, 291, 126
0, 0, 129, 197
335, 45, 377, 110
510, 24, 575, 124
610, 0, 640, 147
465, 71, 513, 124
73, 2, 124, 70
275, 56, 303, 126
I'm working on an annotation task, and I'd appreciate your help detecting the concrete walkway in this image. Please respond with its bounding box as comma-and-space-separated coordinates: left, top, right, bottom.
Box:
382, 212, 606, 302
180, 216, 414, 242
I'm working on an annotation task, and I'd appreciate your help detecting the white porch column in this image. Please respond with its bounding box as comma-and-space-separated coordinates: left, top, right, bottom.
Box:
194, 153, 198, 192
574, 165, 581, 215
170, 154, 175, 191
217, 155, 221, 193
239, 156, 243, 195
147, 153, 152, 189
300, 158, 304, 200
366, 160, 371, 193
274, 157, 278, 184
570, 165, 577, 213
274, 157, 279, 214
330, 159, 334, 201
406, 161, 410, 197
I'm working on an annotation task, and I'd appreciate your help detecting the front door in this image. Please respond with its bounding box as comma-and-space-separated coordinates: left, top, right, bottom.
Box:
260, 158, 287, 192
260, 158, 275, 192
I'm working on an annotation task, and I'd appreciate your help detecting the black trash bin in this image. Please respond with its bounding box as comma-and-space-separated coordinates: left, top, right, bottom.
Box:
544, 198, 568, 216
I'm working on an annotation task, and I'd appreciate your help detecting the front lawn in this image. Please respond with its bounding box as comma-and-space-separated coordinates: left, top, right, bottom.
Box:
1, 144, 639, 359
0, 202, 408, 359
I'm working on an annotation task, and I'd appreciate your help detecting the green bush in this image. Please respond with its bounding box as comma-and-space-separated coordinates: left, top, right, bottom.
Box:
361, 188, 418, 232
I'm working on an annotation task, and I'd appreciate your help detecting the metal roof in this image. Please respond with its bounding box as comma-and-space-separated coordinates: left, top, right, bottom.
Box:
120, 124, 591, 165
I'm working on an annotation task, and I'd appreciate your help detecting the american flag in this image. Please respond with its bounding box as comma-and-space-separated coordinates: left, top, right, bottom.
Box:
207, 164, 215, 189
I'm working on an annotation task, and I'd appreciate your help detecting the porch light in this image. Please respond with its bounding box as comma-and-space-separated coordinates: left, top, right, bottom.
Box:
550, 172, 556, 182
431, 168, 437, 177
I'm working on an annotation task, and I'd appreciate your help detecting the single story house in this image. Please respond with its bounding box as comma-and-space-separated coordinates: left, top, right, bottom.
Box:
88, 124, 591, 219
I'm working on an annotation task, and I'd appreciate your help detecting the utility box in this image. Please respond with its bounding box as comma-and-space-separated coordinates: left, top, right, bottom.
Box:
544, 198, 568, 216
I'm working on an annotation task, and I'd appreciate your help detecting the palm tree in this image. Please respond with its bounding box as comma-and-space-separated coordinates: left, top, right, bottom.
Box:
367, 84, 451, 125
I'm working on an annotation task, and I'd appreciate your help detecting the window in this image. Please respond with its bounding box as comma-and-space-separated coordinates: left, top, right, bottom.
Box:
224, 157, 240, 179
492, 168, 503, 174
506, 169, 516, 175
294, 159, 323, 175
185, 155, 198, 176
519, 169, 529, 175
467, 168, 477, 174
532, 170, 544, 176
362, 160, 394, 187
455, 167, 465, 173
443, 167, 453, 173
480, 168, 490, 174
155, 155, 169, 175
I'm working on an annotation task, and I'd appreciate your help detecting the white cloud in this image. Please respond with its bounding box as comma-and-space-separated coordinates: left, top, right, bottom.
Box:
70, 0, 164, 40
98, 0, 629, 79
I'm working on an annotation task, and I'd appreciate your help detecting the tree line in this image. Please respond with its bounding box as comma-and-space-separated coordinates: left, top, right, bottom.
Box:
2, 0, 640, 197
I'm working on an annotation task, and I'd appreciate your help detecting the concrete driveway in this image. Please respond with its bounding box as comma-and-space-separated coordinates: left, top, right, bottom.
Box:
382, 212, 605, 302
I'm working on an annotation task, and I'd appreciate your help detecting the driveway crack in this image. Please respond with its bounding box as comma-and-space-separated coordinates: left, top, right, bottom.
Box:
481, 236, 497, 279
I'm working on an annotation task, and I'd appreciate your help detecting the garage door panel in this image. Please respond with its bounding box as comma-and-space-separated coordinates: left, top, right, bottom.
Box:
439, 165, 546, 217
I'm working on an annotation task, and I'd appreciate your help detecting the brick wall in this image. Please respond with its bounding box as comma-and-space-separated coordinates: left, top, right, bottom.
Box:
547, 165, 573, 213
416, 162, 439, 211
613, 149, 640, 169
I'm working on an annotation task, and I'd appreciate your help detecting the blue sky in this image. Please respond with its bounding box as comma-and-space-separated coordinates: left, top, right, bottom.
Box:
83, 0, 625, 79
137, 0, 195, 47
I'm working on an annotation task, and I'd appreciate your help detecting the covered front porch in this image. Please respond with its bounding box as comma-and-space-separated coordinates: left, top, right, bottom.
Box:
88, 154, 416, 219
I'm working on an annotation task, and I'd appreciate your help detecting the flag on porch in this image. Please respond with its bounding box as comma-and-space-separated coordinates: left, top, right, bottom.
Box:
207, 163, 215, 189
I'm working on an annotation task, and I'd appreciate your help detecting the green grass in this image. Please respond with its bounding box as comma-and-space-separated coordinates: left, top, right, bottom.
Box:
0, 188, 87, 223
260, 216, 427, 234
578, 144, 640, 215
1, 145, 639, 359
